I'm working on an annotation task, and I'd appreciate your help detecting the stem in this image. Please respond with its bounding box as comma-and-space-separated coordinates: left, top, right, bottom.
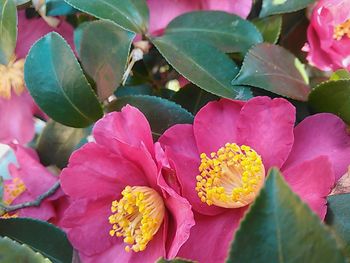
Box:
0, 181, 60, 214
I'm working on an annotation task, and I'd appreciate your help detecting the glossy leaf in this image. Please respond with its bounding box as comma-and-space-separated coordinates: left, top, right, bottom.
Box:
152, 35, 246, 99
0, 218, 73, 263
260, 0, 314, 18
115, 84, 153, 97
165, 11, 262, 53
253, 15, 282, 44
326, 194, 350, 252
227, 168, 347, 263
46, 0, 77, 16
232, 43, 310, 101
330, 69, 350, 81
78, 21, 135, 100
107, 95, 194, 139
157, 258, 194, 263
36, 120, 90, 169
63, 0, 149, 33
0, 0, 17, 65
0, 236, 50, 263
24, 32, 103, 128
309, 80, 350, 124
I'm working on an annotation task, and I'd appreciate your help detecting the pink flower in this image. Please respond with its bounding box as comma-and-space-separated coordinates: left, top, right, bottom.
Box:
0, 10, 73, 144
147, 0, 252, 36
303, 0, 350, 71
60, 106, 194, 263
159, 96, 350, 262
2, 144, 62, 221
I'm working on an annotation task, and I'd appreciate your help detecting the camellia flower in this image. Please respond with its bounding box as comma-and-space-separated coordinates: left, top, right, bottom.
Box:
60, 106, 194, 263
147, 0, 253, 36
303, 0, 350, 71
1, 144, 61, 221
159, 96, 350, 262
0, 10, 73, 144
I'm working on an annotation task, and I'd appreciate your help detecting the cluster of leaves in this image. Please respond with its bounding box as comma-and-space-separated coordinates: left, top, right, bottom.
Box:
1, 0, 350, 262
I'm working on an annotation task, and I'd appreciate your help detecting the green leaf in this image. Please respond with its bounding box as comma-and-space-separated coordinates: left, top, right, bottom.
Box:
107, 95, 194, 139
115, 84, 153, 97
309, 80, 350, 124
165, 11, 262, 54
260, 0, 314, 18
36, 120, 90, 169
330, 69, 350, 81
0, 236, 50, 263
227, 168, 347, 263
0, 0, 17, 65
232, 43, 310, 101
14, 0, 29, 6
78, 21, 135, 100
0, 218, 73, 263
63, 0, 149, 33
326, 194, 350, 253
152, 34, 246, 99
46, 0, 77, 16
252, 15, 282, 44
24, 32, 103, 128
157, 258, 194, 263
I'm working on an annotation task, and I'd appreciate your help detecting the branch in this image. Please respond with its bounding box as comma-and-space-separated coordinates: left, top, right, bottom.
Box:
0, 181, 60, 214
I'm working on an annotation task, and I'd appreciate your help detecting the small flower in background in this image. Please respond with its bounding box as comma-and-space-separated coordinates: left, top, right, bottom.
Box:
303, 0, 350, 71
60, 106, 194, 263
159, 96, 350, 262
147, 0, 253, 36
0, 10, 73, 144
1, 144, 62, 222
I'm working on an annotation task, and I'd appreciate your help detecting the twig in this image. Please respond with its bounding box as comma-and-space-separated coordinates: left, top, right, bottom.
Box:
0, 181, 60, 214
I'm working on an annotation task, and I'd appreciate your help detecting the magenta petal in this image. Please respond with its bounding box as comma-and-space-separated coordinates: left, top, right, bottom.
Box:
61, 198, 117, 256
282, 156, 335, 219
178, 209, 246, 263
159, 124, 224, 216
61, 143, 147, 200
200, 0, 252, 18
93, 106, 154, 155
282, 113, 350, 180
79, 244, 132, 263
0, 93, 35, 144
193, 99, 244, 155
236, 97, 295, 169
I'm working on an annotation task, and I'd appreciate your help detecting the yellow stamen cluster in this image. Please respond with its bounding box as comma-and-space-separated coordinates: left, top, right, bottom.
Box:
196, 143, 265, 208
0, 57, 26, 99
333, 19, 350, 40
2, 177, 26, 218
108, 186, 165, 253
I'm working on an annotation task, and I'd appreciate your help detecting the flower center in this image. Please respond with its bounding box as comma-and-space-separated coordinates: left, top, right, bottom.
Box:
108, 186, 165, 253
333, 19, 350, 40
2, 177, 27, 218
0, 57, 26, 100
196, 143, 265, 208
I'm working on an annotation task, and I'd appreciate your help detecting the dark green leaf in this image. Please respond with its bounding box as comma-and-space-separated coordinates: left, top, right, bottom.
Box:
0, 218, 73, 263
232, 43, 310, 101
73, 21, 89, 56
0, 236, 50, 263
330, 69, 350, 81
107, 95, 194, 139
152, 35, 247, 99
115, 84, 153, 97
63, 0, 149, 33
79, 21, 135, 100
46, 0, 77, 16
309, 80, 350, 124
0, 0, 17, 65
326, 194, 350, 253
14, 0, 29, 5
252, 15, 282, 44
24, 32, 103, 128
260, 0, 314, 18
157, 258, 194, 263
165, 11, 262, 53
36, 120, 90, 169
227, 168, 347, 263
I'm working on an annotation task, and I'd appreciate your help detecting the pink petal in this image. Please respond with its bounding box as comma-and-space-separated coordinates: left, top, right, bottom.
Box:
193, 99, 244, 155
61, 143, 147, 200
282, 156, 335, 219
177, 209, 246, 263
159, 124, 225, 215
0, 92, 35, 144
93, 106, 154, 156
236, 97, 295, 169
16, 11, 74, 59
282, 113, 350, 181
200, 0, 253, 18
